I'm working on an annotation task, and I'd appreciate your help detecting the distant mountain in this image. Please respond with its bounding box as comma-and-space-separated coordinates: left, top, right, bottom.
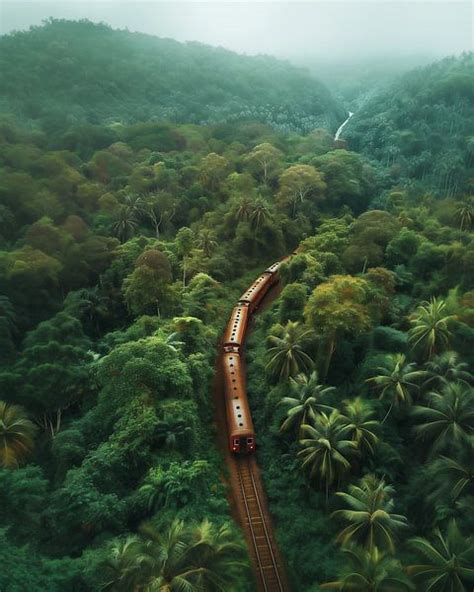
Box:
0, 19, 345, 134
344, 53, 474, 196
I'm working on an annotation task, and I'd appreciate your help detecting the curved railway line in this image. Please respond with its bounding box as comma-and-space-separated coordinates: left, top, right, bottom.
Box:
215, 257, 293, 591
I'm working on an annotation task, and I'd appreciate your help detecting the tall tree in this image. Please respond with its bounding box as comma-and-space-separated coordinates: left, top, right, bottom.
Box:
333, 474, 409, 553
320, 545, 414, 591
339, 397, 380, 457
298, 410, 357, 500
244, 142, 283, 184
412, 382, 474, 456
423, 351, 472, 389
266, 321, 314, 382
367, 354, 425, 422
279, 370, 334, 436
425, 440, 474, 503
407, 521, 474, 592
0, 401, 37, 469
277, 164, 326, 216
102, 519, 247, 591
17, 312, 92, 435
408, 298, 456, 359
305, 275, 375, 378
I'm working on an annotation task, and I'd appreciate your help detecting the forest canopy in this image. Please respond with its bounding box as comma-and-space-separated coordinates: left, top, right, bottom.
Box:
0, 18, 473, 592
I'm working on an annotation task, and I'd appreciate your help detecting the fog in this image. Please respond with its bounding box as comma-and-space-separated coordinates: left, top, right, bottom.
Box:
1, 0, 472, 63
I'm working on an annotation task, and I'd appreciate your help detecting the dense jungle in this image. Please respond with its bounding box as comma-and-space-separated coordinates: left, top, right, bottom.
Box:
0, 17, 473, 592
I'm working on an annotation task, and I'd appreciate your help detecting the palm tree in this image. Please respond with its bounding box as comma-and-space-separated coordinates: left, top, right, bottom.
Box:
455, 200, 473, 232
407, 520, 474, 592
320, 545, 414, 591
412, 382, 474, 456
249, 197, 271, 231
367, 354, 426, 422
333, 474, 409, 553
0, 401, 37, 469
423, 351, 472, 389
298, 410, 357, 500
279, 371, 335, 435
113, 206, 139, 242
195, 229, 218, 257
408, 298, 456, 359
102, 536, 144, 592
266, 321, 314, 382
339, 397, 380, 457
425, 440, 474, 503
234, 195, 253, 222
103, 519, 247, 591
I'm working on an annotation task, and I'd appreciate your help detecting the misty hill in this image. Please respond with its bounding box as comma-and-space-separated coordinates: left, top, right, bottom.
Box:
0, 19, 345, 134
345, 53, 474, 196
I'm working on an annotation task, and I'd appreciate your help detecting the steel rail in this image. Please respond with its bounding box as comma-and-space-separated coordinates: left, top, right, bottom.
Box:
236, 458, 285, 592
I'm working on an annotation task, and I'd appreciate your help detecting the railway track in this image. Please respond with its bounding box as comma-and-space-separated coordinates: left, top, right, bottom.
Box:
235, 455, 287, 592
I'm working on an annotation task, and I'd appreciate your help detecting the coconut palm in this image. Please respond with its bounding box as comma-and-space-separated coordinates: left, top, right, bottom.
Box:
102, 519, 247, 592
425, 440, 474, 503
455, 200, 473, 232
102, 536, 144, 592
408, 298, 456, 359
113, 206, 139, 242
407, 520, 474, 592
234, 195, 253, 222
423, 351, 472, 389
333, 474, 409, 553
249, 197, 271, 230
279, 371, 335, 435
0, 401, 37, 469
266, 321, 314, 381
412, 382, 474, 456
195, 229, 218, 257
298, 410, 357, 500
320, 545, 414, 591
367, 354, 426, 422
339, 397, 380, 457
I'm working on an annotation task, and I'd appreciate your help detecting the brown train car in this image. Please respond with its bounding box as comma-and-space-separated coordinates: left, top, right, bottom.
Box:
222, 303, 250, 350
238, 272, 275, 313
222, 350, 255, 453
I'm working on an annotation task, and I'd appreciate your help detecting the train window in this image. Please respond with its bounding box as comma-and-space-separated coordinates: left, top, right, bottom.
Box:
247, 438, 253, 444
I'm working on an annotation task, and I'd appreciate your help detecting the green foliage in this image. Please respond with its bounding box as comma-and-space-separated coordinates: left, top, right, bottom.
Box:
98, 518, 248, 592
333, 474, 409, 553
0, 20, 345, 134
346, 53, 474, 196
266, 321, 315, 381
0, 401, 37, 468
279, 282, 308, 323
407, 521, 474, 592
320, 545, 414, 591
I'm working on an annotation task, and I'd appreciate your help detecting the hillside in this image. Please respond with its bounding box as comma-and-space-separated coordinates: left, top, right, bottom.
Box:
345, 53, 474, 196
0, 19, 345, 134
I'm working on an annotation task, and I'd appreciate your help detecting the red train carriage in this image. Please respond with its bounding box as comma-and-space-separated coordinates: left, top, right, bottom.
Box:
222, 303, 250, 350
239, 272, 275, 313
222, 350, 255, 453
265, 261, 282, 274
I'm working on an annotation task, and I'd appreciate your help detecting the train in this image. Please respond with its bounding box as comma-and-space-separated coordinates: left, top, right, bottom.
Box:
221, 257, 290, 453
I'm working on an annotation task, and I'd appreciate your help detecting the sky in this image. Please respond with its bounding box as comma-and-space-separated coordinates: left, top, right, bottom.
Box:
0, 0, 472, 61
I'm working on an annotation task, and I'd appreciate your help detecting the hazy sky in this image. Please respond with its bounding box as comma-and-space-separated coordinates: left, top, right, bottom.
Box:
0, 1, 472, 61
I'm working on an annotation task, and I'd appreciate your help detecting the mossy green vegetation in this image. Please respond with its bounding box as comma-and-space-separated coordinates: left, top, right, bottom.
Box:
0, 19, 473, 592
